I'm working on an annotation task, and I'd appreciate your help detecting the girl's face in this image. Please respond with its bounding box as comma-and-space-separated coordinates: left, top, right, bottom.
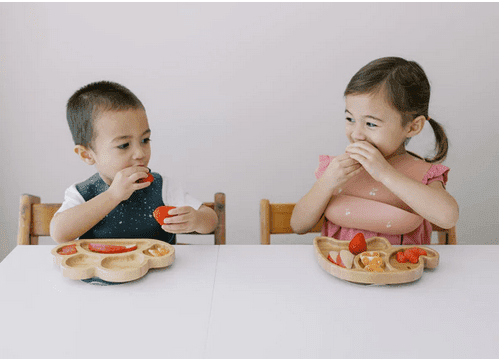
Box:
345, 90, 411, 158
86, 108, 152, 185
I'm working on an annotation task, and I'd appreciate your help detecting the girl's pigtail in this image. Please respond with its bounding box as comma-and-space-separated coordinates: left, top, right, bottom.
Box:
425, 118, 448, 163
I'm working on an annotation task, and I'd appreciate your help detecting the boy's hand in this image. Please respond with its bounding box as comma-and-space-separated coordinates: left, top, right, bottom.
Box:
108, 166, 151, 202
161, 206, 200, 233
321, 152, 364, 190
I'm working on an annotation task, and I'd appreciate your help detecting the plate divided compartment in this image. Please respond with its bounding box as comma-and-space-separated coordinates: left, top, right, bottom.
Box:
314, 236, 439, 284
52, 238, 175, 283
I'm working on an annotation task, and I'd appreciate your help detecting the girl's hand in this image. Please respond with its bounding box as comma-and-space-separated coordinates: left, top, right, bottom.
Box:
345, 141, 395, 183
321, 152, 364, 190
161, 206, 200, 233
108, 166, 151, 202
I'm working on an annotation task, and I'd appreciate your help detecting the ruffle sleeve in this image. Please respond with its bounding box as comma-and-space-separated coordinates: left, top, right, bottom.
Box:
315, 155, 334, 180
422, 163, 450, 187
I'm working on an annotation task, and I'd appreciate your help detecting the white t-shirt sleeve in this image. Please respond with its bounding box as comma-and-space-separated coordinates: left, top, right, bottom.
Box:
55, 183, 85, 215
161, 175, 203, 210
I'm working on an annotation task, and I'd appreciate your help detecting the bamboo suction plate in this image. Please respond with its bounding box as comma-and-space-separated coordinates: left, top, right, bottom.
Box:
52, 239, 175, 283
314, 236, 439, 284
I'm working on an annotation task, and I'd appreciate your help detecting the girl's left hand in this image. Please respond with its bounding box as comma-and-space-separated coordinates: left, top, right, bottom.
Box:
161, 206, 199, 233
345, 141, 395, 183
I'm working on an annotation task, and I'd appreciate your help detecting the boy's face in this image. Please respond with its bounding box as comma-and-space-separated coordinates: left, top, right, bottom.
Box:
77, 108, 151, 186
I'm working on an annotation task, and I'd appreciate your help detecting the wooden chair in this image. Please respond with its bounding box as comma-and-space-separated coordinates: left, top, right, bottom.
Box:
17, 193, 226, 245
260, 199, 456, 245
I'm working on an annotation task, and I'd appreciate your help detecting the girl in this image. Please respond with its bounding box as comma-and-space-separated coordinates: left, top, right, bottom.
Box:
291, 57, 459, 245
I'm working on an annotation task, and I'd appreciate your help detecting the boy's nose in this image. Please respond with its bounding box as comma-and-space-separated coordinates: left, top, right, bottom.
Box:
132, 146, 145, 159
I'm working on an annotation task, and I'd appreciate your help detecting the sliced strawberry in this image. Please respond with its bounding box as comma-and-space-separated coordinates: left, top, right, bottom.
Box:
396, 251, 407, 263
327, 251, 339, 264
88, 243, 137, 254
59, 244, 77, 255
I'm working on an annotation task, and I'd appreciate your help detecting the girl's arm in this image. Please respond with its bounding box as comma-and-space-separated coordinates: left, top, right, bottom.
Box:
382, 173, 459, 229
346, 142, 459, 229
291, 153, 363, 233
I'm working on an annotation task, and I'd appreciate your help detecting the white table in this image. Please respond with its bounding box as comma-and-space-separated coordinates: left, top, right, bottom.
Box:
0, 245, 219, 359
0, 244, 498, 359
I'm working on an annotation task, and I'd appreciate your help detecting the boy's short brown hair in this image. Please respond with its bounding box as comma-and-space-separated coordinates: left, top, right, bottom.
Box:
66, 81, 145, 149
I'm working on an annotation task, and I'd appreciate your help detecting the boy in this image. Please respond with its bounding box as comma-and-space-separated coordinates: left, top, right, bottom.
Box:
50, 81, 218, 244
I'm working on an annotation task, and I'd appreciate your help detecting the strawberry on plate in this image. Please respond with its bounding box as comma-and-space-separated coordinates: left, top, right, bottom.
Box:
58, 244, 77, 255
349, 233, 367, 255
153, 206, 177, 225
88, 243, 137, 254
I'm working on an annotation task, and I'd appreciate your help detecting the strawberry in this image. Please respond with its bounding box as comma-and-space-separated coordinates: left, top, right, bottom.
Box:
336, 253, 345, 268
59, 244, 77, 255
88, 243, 137, 254
396, 251, 407, 263
349, 233, 367, 255
327, 251, 339, 264
137, 171, 154, 184
153, 206, 177, 225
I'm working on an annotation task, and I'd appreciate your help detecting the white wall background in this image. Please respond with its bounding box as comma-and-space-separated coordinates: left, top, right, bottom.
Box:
0, 3, 498, 262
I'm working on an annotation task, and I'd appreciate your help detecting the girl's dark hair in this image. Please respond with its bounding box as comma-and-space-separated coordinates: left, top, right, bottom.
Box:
344, 57, 448, 163
66, 81, 145, 149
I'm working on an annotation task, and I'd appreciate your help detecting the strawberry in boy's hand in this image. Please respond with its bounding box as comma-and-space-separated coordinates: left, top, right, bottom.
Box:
153, 206, 177, 225
349, 233, 367, 255
137, 169, 154, 184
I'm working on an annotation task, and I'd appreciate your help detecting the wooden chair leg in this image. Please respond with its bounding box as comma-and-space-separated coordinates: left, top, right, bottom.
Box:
214, 192, 226, 245
260, 199, 271, 245
18, 194, 40, 245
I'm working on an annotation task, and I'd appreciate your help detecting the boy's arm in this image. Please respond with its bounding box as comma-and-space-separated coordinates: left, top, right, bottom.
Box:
50, 191, 121, 243
161, 205, 218, 234
50, 166, 151, 243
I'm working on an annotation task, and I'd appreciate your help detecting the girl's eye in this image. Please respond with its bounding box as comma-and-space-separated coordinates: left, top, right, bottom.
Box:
367, 122, 377, 128
346, 117, 354, 123
142, 138, 151, 144
118, 143, 129, 149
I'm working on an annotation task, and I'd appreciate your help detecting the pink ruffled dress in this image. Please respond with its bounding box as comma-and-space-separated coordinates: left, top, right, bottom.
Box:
315, 154, 450, 245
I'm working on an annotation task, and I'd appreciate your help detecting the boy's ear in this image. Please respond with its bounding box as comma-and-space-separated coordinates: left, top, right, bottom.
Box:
74, 145, 95, 165
406, 115, 426, 139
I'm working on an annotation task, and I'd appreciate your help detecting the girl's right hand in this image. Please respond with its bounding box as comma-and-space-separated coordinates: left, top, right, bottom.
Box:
320, 153, 364, 191
108, 166, 151, 202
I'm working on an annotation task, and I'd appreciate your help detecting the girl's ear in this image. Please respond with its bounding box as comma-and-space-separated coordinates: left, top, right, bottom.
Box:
406, 115, 427, 138
74, 145, 95, 165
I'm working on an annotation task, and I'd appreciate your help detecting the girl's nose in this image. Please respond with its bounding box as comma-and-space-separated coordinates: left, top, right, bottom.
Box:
351, 124, 366, 141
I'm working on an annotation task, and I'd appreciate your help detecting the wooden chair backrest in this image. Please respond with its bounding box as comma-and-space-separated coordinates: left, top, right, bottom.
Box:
260, 199, 456, 245
18, 193, 226, 245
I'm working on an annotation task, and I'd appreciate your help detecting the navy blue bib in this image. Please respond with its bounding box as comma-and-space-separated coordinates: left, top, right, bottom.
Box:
75, 172, 176, 244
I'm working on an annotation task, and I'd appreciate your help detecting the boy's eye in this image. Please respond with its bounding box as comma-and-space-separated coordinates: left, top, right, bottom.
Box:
346, 117, 354, 123
367, 122, 377, 128
118, 143, 129, 149
142, 138, 151, 144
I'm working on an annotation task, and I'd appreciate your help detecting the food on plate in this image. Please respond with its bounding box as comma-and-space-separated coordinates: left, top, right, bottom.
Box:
148, 247, 170, 257
58, 244, 77, 255
153, 206, 177, 225
88, 243, 137, 254
327, 250, 354, 269
349, 233, 367, 255
396, 247, 427, 264
360, 251, 383, 266
364, 256, 384, 272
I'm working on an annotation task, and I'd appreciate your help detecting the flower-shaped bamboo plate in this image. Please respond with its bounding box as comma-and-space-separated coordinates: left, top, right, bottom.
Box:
314, 236, 439, 284
52, 238, 175, 283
